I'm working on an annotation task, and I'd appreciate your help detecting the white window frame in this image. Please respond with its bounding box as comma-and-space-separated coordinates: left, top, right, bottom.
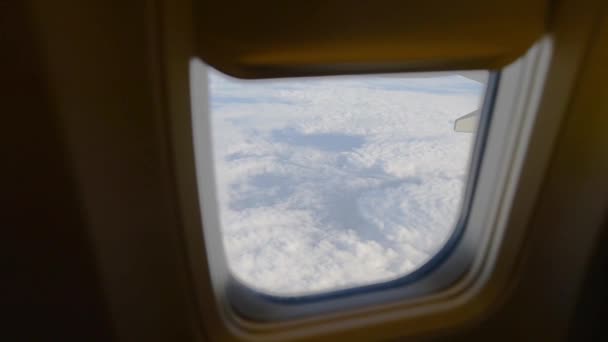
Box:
182, 35, 552, 331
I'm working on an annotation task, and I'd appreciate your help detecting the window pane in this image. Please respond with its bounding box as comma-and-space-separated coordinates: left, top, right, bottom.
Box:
208, 69, 487, 296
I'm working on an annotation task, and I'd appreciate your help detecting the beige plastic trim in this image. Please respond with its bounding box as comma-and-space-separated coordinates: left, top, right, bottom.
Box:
166, 0, 605, 340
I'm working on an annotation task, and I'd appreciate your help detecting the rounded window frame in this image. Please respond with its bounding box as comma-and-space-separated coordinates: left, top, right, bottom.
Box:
188, 39, 553, 323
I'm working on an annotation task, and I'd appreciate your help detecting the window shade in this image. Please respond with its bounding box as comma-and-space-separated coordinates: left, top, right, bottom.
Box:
194, 0, 548, 78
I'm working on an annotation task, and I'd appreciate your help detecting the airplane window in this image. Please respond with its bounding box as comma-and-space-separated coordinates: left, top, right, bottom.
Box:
207, 68, 489, 296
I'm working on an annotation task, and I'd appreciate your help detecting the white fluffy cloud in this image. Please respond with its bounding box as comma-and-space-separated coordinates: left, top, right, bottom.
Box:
208, 70, 485, 296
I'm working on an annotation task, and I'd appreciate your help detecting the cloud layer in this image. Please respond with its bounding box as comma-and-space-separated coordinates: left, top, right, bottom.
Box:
208, 70, 485, 296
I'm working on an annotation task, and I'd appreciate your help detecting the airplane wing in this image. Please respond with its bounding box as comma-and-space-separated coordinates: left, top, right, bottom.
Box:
453, 71, 485, 133
453, 109, 478, 133
388, 71, 486, 133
